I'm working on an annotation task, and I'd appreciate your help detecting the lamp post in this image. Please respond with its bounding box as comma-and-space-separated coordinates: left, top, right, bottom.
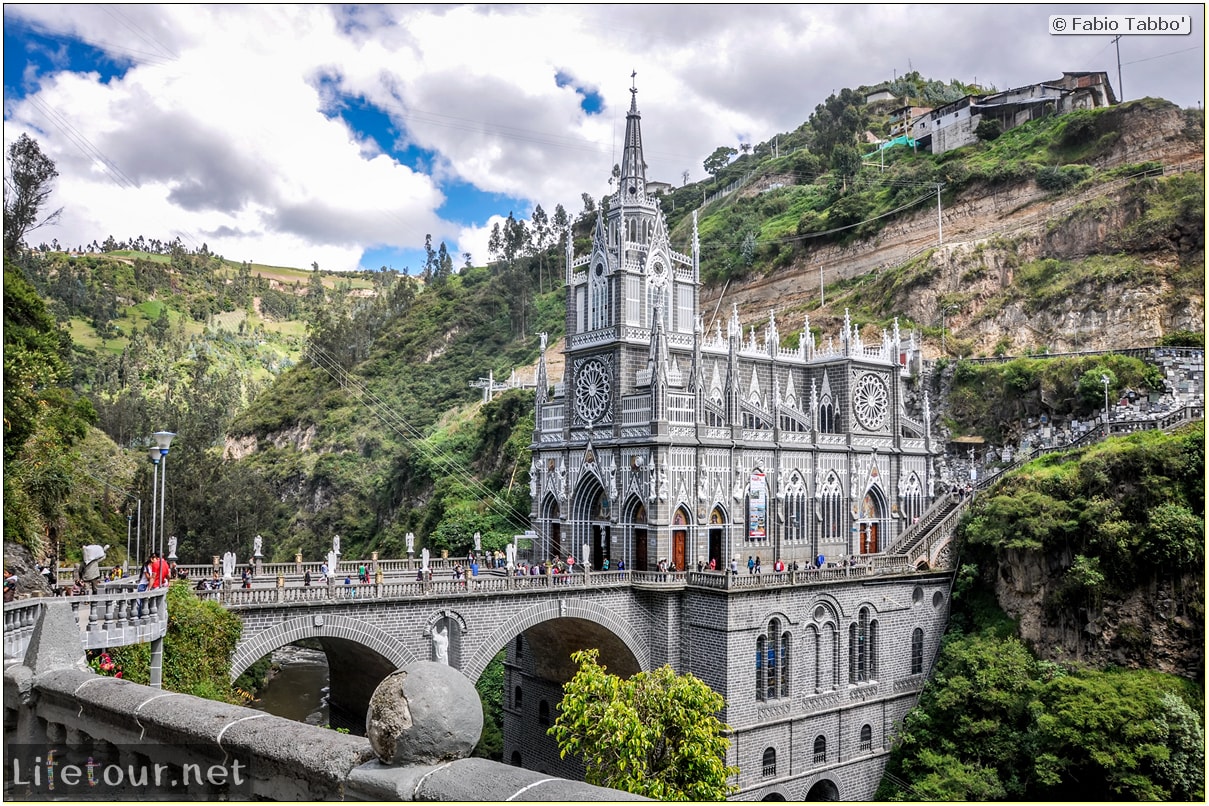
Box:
1101, 374, 1111, 433
126, 514, 133, 575
153, 431, 176, 558
147, 446, 161, 562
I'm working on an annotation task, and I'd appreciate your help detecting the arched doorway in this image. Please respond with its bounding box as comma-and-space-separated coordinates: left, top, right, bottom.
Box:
708, 506, 726, 569
571, 478, 609, 568
540, 495, 562, 563
672, 507, 690, 570
857, 487, 886, 555
626, 497, 648, 571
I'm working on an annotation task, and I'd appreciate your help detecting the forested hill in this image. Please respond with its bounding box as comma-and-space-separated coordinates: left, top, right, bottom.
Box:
5, 87, 1203, 575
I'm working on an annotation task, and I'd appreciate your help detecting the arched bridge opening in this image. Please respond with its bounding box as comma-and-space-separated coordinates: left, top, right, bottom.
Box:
496, 614, 642, 780
230, 615, 415, 735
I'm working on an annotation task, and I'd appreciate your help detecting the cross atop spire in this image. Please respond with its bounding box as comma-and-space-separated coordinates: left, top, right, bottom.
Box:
619, 75, 646, 191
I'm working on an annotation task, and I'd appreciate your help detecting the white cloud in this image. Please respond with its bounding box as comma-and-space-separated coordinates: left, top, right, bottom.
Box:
4, 3, 1204, 269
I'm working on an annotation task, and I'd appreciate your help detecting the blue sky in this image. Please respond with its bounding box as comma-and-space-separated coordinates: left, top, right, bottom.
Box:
3, 4, 1204, 272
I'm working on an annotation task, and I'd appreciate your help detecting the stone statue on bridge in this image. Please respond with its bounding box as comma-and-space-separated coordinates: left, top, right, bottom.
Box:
473, 531, 482, 553
326, 551, 339, 577
253, 534, 263, 558
222, 552, 236, 579
167, 535, 177, 561
421, 548, 430, 574
432, 621, 449, 665
406, 532, 415, 555
333, 535, 341, 556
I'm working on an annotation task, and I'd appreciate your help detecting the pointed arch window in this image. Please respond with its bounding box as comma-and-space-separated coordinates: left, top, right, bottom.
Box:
590, 263, 610, 330
784, 473, 808, 543
819, 474, 843, 543
818, 393, 836, 432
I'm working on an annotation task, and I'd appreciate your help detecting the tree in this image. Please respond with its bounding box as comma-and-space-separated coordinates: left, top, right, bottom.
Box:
549, 649, 737, 801
703, 145, 738, 181
4, 133, 63, 259
975, 118, 1002, 142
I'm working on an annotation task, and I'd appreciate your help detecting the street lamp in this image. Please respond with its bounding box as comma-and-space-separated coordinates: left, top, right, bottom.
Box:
147, 446, 161, 562
126, 514, 134, 574
1101, 374, 1110, 433
153, 431, 176, 558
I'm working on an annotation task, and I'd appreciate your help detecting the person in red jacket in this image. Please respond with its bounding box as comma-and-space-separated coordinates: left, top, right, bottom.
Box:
150, 552, 171, 588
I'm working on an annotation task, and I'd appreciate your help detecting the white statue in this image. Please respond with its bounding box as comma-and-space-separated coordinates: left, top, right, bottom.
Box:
555, 461, 567, 502
474, 531, 482, 552
332, 535, 341, 556
253, 534, 262, 557
432, 621, 449, 664
406, 532, 415, 554
326, 550, 338, 576
421, 547, 430, 572
505, 542, 516, 569
168, 535, 178, 560
529, 460, 539, 498
222, 551, 236, 579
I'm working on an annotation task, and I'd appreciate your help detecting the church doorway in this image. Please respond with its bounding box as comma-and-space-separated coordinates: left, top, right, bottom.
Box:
857, 489, 885, 555
541, 497, 562, 562
708, 507, 726, 569
627, 499, 648, 571
672, 508, 689, 571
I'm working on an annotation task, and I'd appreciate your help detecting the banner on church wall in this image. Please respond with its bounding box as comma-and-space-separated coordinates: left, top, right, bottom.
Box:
748, 470, 767, 539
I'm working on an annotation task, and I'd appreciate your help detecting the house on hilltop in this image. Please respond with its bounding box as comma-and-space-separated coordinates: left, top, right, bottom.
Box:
916, 71, 1117, 155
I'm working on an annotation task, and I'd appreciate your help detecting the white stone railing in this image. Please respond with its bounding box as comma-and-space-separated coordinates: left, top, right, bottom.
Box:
3, 587, 168, 664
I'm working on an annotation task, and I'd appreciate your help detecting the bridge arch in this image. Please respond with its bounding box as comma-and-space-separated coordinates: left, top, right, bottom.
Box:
229, 614, 416, 682
464, 595, 649, 682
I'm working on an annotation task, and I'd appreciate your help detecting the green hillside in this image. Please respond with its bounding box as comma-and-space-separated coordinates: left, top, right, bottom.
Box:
5, 83, 1202, 573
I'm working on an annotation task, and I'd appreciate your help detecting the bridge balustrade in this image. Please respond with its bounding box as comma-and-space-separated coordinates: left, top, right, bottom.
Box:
3, 587, 168, 664
198, 557, 925, 608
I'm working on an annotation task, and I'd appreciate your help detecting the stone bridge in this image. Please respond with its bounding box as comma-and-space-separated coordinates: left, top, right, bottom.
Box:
212, 557, 929, 739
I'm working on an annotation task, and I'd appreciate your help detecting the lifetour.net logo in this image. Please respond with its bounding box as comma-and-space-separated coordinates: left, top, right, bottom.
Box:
6, 744, 254, 800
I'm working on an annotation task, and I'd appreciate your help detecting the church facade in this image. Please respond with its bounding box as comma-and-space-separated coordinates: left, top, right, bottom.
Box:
509, 83, 951, 800
527, 84, 938, 576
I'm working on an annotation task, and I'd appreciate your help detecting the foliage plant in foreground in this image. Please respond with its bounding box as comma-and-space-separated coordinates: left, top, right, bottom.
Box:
549, 648, 738, 801
106, 581, 243, 703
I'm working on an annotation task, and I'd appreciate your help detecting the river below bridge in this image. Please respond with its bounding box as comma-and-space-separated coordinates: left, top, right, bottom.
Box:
248, 645, 330, 727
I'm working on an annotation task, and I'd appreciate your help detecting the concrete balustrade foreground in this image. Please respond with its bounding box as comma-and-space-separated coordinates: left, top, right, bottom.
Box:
2, 602, 644, 802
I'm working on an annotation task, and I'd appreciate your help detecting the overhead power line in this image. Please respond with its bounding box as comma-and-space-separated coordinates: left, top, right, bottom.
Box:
306, 343, 532, 532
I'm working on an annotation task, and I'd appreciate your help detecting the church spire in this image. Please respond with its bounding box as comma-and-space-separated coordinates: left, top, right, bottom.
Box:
619, 71, 646, 196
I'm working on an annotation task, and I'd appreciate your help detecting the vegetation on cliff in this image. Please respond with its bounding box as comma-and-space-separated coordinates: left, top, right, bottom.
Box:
878, 423, 1205, 800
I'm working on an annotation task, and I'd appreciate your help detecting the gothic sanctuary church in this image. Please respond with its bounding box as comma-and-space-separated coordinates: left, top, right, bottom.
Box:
508, 81, 953, 800
528, 83, 939, 574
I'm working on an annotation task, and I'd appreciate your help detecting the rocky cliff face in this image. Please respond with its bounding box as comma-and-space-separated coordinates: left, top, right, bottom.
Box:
992, 547, 1203, 679
702, 100, 1204, 357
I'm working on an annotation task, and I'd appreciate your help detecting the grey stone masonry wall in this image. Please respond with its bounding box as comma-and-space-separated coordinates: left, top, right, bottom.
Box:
3, 604, 646, 802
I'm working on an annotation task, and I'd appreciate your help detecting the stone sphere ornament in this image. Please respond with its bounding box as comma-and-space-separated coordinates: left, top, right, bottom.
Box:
366, 662, 483, 765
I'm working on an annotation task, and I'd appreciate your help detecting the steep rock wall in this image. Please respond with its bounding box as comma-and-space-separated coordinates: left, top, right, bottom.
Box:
993, 547, 1203, 679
